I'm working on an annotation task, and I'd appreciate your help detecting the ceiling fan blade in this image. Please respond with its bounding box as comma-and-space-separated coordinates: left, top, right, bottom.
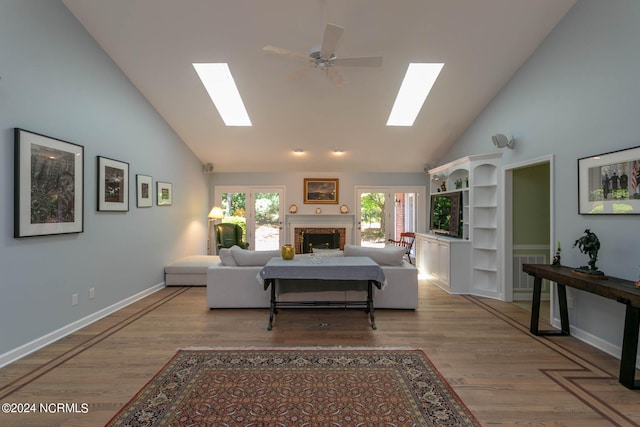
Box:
325, 67, 346, 86
320, 23, 344, 59
331, 56, 383, 67
284, 66, 314, 81
263, 45, 311, 63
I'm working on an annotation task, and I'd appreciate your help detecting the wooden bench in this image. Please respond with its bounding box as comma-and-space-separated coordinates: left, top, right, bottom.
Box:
523, 263, 640, 390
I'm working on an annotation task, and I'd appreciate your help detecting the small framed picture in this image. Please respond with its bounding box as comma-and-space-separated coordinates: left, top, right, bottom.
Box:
157, 181, 173, 206
14, 128, 84, 237
97, 156, 129, 212
136, 174, 153, 208
578, 146, 640, 214
304, 178, 339, 204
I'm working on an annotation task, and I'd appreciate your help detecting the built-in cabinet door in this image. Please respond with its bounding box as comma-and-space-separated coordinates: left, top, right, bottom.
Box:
427, 239, 439, 279
438, 241, 450, 284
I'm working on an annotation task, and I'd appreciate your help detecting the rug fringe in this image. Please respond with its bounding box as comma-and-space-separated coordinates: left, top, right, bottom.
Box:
178, 346, 419, 351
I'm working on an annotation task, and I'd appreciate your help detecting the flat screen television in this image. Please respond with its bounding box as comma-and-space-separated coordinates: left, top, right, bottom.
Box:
429, 191, 463, 238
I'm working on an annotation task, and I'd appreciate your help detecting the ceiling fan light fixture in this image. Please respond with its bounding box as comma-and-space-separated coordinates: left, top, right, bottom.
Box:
193, 63, 252, 126
387, 63, 445, 126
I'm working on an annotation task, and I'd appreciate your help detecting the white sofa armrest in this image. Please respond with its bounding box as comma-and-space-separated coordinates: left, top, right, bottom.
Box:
207, 266, 270, 308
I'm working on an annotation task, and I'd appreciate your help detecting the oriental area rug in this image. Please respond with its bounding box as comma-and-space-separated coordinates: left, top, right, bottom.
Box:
106, 348, 480, 426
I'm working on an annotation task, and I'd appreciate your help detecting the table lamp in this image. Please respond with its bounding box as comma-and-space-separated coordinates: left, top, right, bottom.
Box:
208, 206, 224, 254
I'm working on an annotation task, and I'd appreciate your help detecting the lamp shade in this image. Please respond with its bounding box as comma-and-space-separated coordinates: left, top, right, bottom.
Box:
208, 206, 224, 219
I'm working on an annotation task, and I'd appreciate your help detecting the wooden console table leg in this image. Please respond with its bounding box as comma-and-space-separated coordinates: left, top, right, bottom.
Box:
529, 275, 570, 336
530, 276, 542, 335
619, 302, 640, 389
556, 284, 570, 335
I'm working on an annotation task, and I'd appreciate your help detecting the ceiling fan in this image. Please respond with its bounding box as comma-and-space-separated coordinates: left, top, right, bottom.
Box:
263, 23, 383, 86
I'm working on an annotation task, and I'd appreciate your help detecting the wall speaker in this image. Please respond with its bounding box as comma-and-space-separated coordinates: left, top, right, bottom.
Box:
491, 134, 514, 149
203, 163, 214, 174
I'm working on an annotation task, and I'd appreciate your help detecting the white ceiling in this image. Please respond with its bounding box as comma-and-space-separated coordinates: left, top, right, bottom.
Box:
62, 0, 576, 173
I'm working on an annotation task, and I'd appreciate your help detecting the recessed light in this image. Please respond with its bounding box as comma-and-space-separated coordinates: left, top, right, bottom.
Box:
386, 63, 444, 126
193, 63, 252, 126
333, 149, 345, 155
293, 149, 305, 155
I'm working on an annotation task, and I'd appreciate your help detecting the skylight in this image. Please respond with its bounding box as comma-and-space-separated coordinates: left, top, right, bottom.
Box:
193, 63, 252, 126
386, 63, 444, 126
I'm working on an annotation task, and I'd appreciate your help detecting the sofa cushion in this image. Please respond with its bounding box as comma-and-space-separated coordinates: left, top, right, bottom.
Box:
230, 246, 280, 266
343, 244, 405, 266
165, 255, 220, 273
219, 247, 238, 266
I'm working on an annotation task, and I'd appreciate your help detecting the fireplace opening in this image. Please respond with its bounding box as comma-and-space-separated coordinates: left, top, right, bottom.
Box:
300, 230, 340, 254
294, 227, 346, 253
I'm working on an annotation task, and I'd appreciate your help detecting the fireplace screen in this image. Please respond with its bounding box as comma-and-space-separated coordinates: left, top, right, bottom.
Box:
301, 230, 340, 253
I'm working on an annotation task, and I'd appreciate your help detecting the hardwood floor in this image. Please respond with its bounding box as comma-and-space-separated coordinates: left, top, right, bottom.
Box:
0, 280, 638, 426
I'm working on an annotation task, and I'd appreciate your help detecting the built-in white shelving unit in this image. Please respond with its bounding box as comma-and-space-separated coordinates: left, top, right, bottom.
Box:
470, 161, 500, 296
417, 153, 502, 298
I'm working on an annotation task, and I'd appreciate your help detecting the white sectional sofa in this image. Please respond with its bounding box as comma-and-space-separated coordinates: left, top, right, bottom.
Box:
206, 245, 419, 309
165, 255, 219, 286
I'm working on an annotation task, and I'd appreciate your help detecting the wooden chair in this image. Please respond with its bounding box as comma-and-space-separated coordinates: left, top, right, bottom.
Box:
388, 232, 416, 264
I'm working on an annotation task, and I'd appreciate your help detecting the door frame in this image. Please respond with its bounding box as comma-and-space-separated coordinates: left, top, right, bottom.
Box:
214, 185, 285, 250
354, 186, 426, 245
503, 155, 554, 310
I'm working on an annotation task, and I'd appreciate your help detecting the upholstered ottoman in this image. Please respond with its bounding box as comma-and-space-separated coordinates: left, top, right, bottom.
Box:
165, 255, 220, 286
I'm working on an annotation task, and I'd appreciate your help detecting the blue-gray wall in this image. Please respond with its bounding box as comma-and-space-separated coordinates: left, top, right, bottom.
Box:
0, 1, 209, 361
440, 0, 640, 355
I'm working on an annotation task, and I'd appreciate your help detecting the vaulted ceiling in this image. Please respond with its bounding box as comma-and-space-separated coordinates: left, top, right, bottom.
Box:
62, 0, 576, 173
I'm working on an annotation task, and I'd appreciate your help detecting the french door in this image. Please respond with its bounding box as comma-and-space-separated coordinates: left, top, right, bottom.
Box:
355, 187, 424, 248
214, 187, 284, 251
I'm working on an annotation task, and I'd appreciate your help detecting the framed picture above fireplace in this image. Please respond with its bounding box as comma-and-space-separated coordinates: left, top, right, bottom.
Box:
304, 178, 339, 204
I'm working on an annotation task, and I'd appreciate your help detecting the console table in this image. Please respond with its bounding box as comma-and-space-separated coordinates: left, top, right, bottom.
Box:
523, 263, 640, 389
259, 256, 385, 330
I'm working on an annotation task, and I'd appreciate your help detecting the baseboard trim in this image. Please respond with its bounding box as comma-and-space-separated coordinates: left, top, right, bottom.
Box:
0, 283, 166, 368
552, 316, 640, 368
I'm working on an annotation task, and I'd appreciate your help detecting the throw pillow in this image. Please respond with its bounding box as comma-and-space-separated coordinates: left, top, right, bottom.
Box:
343, 244, 405, 266
230, 246, 280, 266
219, 247, 238, 266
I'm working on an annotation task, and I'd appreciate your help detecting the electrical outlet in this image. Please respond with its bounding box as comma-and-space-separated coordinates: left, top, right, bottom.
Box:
89, 288, 95, 300
72, 293, 79, 306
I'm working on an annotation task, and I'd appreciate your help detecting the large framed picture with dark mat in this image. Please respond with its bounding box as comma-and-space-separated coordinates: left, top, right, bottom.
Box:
97, 156, 129, 212
578, 146, 640, 214
14, 128, 84, 237
304, 178, 339, 204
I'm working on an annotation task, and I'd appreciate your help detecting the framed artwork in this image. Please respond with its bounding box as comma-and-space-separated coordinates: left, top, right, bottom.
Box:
97, 156, 129, 212
157, 181, 173, 206
136, 174, 153, 208
304, 178, 339, 204
14, 128, 84, 237
578, 146, 640, 214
